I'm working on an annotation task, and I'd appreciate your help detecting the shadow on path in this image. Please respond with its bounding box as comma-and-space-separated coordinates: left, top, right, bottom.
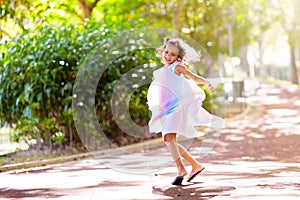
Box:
0, 180, 142, 199
152, 182, 235, 199
0, 188, 63, 199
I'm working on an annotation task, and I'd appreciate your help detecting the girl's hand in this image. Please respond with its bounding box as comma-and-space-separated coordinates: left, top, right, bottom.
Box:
206, 82, 216, 93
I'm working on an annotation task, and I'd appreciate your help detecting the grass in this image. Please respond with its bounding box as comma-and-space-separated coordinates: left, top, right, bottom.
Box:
0, 154, 53, 165
0, 153, 74, 166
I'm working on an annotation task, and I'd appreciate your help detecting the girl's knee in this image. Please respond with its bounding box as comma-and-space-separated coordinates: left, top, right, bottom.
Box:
163, 133, 176, 144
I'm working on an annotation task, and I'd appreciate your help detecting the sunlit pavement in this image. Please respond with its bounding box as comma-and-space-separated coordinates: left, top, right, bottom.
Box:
0, 80, 300, 200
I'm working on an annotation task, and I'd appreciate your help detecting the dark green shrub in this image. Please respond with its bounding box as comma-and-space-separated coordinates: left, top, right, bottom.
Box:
0, 21, 161, 148
0, 20, 112, 148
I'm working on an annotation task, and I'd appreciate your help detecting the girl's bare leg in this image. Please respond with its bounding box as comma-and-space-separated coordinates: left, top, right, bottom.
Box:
164, 133, 187, 177
177, 144, 204, 172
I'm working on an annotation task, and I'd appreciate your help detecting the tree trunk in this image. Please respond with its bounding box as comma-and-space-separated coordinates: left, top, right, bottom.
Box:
258, 34, 266, 77
239, 45, 250, 75
171, 0, 183, 36
289, 42, 299, 84
69, 125, 73, 147
218, 53, 227, 77
78, 0, 100, 19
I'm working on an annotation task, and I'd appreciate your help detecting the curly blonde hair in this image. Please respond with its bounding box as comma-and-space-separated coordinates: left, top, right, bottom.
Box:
156, 38, 186, 62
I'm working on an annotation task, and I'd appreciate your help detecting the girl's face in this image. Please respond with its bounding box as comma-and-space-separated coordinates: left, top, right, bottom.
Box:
162, 44, 179, 66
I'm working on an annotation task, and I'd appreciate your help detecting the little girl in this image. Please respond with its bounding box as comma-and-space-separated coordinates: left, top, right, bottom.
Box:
147, 38, 222, 185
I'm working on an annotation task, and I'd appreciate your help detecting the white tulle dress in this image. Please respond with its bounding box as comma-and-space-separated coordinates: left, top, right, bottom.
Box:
147, 61, 215, 139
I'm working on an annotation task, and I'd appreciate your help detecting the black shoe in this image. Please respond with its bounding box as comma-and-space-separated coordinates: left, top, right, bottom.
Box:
171, 176, 184, 185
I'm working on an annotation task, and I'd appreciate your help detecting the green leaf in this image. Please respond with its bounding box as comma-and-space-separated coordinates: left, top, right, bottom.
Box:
24, 83, 32, 102
24, 106, 32, 118
37, 92, 43, 101
45, 88, 51, 97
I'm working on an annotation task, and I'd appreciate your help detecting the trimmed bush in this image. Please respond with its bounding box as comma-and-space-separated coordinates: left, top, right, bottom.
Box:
0, 20, 114, 148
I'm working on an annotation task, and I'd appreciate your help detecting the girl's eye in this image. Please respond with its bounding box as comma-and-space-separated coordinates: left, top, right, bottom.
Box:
164, 50, 177, 57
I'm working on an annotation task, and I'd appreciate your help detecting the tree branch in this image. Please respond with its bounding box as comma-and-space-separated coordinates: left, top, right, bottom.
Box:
78, 0, 101, 19
89, 0, 101, 10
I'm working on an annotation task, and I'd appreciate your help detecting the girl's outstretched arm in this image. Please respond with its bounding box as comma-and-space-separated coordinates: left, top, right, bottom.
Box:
174, 64, 216, 92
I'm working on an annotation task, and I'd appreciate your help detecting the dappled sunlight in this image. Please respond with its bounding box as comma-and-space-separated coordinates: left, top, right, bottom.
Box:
151, 159, 299, 199
246, 132, 266, 139
274, 170, 300, 178
246, 124, 260, 129
293, 99, 300, 106
1, 81, 299, 199
273, 117, 300, 124
256, 95, 283, 105
201, 162, 300, 198
226, 135, 245, 141
223, 128, 244, 134
262, 123, 294, 130
285, 86, 300, 93
266, 109, 299, 117
195, 81, 300, 169
207, 161, 298, 174
267, 88, 282, 95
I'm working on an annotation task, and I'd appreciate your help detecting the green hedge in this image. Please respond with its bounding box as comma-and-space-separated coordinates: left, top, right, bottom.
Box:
0, 20, 113, 147
0, 20, 161, 148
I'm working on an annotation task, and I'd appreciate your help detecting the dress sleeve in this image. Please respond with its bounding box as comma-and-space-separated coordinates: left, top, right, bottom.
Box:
170, 61, 184, 72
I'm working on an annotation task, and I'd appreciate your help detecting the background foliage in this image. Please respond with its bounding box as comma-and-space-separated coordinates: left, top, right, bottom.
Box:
0, 0, 299, 151
0, 20, 112, 148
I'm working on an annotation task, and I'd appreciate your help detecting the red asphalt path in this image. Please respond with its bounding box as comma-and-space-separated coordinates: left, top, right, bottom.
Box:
0, 80, 300, 200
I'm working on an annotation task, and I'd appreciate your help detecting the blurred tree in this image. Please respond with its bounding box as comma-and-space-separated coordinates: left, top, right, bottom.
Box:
144, 0, 251, 59
95, 0, 147, 30
0, 0, 31, 39
276, 0, 300, 84
0, 0, 101, 40
246, 0, 282, 77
